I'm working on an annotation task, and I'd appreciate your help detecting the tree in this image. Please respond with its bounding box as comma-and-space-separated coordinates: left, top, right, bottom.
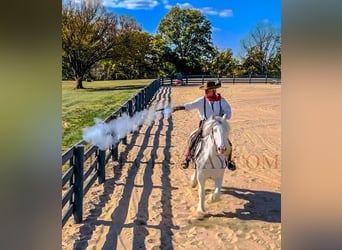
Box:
92, 31, 159, 80
240, 21, 281, 75
156, 6, 215, 74
268, 46, 281, 76
241, 46, 265, 75
209, 48, 238, 76
113, 30, 152, 79
62, 0, 120, 88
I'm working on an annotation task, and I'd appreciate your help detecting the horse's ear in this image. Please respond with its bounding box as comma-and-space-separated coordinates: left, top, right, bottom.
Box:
222, 114, 227, 120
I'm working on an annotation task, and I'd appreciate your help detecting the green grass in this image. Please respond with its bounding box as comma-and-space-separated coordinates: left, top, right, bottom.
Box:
62, 79, 153, 153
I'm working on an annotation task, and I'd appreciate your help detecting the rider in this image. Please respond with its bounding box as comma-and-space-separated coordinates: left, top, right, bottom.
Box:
172, 80, 236, 170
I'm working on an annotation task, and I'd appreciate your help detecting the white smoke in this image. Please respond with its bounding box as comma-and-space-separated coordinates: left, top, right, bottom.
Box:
82, 104, 172, 150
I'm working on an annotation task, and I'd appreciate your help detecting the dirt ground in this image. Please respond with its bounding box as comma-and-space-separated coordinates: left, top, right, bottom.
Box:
62, 83, 281, 249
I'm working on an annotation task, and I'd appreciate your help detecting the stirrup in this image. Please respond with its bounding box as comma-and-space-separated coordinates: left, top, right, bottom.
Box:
181, 159, 190, 169
227, 160, 236, 171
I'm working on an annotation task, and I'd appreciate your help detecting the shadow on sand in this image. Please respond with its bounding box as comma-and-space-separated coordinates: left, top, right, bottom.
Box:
205, 186, 281, 223
72, 87, 177, 250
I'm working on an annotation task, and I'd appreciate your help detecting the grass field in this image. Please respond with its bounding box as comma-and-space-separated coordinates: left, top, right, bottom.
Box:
62, 79, 154, 153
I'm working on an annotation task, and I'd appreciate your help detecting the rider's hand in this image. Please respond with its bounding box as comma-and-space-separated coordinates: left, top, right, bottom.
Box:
172, 105, 185, 113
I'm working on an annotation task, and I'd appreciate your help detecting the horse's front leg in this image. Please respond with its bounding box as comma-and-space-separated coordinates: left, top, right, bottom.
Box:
191, 166, 197, 188
210, 176, 223, 202
197, 175, 206, 214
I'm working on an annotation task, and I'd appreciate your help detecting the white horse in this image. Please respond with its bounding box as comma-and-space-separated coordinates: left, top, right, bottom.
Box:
191, 115, 231, 216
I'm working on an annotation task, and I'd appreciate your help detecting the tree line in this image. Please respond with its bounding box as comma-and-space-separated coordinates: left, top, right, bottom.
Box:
62, 0, 281, 89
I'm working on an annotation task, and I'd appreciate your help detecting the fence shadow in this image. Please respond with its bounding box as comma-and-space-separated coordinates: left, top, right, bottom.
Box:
207, 187, 281, 223
131, 111, 164, 249
72, 131, 141, 249
72, 87, 177, 249
159, 106, 178, 250
100, 87, 177, 249
99, 122, 155, 249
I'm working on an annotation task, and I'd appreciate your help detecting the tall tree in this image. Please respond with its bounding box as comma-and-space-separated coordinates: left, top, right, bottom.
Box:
241, 46, 265, 75
62, 0, 120, 88
268, 46, 281, 76
240, 21, 281, 75
156, 6, 215, 74
112, 30, 153, 79
210, 48, 238, 76
145, 35, 174, 78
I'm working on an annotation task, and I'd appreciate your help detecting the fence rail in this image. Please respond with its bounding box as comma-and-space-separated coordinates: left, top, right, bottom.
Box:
161, 74, 281, 86
61, 79, 162, 227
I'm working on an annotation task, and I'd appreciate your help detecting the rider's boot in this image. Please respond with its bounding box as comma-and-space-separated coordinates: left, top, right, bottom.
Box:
225, 150, 236, 171
181, 158, 190, 169
181, 150, 191, 169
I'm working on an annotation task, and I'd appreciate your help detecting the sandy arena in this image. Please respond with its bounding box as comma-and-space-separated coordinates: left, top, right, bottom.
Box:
62, 83, 281, 249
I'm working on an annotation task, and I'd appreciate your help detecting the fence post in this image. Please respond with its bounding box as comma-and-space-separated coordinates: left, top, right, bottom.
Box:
98, 149, 105, 184
109, 115, 118, 161
73, 145, 84, 224
186, 76, 188, 85
111, 143, 118, 161
134, 95, 139, 114
138, 91, 142, 111
121, 106, 127, 145
68, 158, 74, 207
136, 93, 140, 113
142, 88, 147, 109
146, 87, 150, 106
233, 75, 235, 84
128, 99, 133, 116
153, 82, 158, 95
148, 85, 152, 103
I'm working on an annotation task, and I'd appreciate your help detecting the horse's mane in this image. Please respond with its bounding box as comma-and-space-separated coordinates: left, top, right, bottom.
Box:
202, 116, 229, 137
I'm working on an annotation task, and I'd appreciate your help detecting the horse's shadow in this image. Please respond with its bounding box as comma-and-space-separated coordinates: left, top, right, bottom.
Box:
207, 187, 281, 223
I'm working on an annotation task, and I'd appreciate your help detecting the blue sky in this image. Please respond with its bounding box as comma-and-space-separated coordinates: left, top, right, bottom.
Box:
103, 0, 281, 57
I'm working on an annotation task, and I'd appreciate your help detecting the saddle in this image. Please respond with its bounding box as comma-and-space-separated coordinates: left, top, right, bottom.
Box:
188, 128, 203, 161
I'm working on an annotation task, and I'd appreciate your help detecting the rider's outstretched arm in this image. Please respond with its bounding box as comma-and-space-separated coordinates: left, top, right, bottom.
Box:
172, 105, 185, 112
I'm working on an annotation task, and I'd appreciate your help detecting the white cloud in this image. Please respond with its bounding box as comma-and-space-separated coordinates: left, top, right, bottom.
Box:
212, 26, 221, 32
219, 9, 233, 17
201, 7, 218, 16
176, 2, 193, 9
159, 1, 233, 18
103, 0, 158, 10
200, 7, 233, 17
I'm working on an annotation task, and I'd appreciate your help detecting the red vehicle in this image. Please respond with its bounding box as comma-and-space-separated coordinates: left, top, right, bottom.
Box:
175, 79, 183, 85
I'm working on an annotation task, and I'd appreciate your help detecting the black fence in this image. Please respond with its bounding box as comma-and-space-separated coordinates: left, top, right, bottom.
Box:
62, 79, 162, 227
161, 74, 281, 86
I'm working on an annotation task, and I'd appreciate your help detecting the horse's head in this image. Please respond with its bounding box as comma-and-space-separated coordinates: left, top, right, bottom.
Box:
203, 115, 230, 155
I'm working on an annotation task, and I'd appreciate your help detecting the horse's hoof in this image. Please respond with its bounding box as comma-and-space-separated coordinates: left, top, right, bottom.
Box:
193, 210, 206, 220
209, 193, 221, 203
